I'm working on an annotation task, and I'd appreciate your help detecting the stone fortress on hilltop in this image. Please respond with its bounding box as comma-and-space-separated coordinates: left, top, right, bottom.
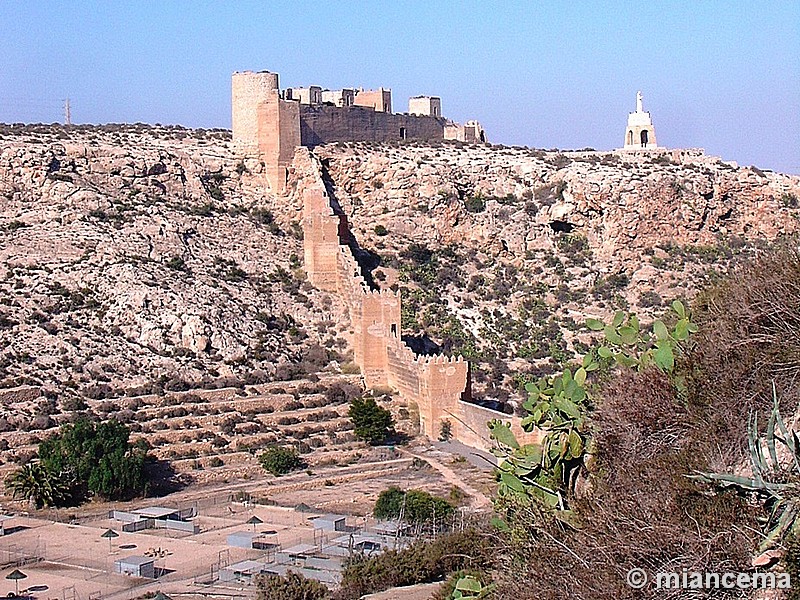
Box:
231, 70, 487, 192
231, 69, 534, 453
230, 70, 711, 454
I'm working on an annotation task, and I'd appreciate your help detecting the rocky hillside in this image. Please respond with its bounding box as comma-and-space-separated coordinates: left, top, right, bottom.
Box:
0, 123, 350, 408
1, 125, 798, 413
299, 141, 800, 404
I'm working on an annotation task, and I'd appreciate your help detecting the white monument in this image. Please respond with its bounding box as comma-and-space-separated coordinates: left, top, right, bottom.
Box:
623, 91, 659, 150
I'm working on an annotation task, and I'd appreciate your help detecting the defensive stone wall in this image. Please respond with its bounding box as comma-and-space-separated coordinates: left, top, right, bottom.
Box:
257, 97, 300, 193
232, 70, 487, 192
291, 147, 536, 455
454, 400, 541, 452
444, 120, 488, 143
299, 105, 445, 146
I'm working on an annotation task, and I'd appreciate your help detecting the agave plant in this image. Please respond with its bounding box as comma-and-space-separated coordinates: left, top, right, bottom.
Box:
448, 574, 495, 599
691, 383, 800, 552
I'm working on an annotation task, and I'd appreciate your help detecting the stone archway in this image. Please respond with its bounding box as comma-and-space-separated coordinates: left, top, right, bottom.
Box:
628, 130, 634, 146
640, 129, 649, 147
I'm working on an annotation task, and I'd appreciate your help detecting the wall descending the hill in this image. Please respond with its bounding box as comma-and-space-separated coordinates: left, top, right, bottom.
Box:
292, 147, 537, 454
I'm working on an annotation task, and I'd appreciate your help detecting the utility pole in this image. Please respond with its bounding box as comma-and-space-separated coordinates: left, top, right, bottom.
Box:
64, 98, 71, 125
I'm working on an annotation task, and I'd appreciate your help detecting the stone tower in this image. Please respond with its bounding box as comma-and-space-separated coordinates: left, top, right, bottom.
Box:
232, 71, 280, 150
409, 96, 442, 117
231, 70, 300, 192
623, 91, 658, 150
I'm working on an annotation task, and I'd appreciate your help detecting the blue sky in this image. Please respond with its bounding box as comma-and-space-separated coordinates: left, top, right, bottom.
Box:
1, 1, 797, 173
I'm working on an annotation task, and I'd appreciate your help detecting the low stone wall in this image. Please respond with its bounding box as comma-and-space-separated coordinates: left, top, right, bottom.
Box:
453, 401, 541, 455
0, 385, 41, 405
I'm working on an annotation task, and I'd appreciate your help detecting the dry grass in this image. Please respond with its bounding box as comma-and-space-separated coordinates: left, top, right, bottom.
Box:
493, 371, 758, 599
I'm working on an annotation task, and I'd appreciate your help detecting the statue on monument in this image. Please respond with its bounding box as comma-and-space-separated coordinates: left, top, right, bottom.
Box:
636, 91, 643, 113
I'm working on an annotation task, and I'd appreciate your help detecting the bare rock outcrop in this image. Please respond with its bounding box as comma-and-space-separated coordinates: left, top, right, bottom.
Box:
0, 124, 349, 402
292, 141, 799, 403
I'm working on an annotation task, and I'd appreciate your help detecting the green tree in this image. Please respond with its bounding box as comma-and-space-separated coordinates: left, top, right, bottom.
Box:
255, 571, 329, 600
349, 397, 394, 445
373, 487, 405, 520
4, 461, 69, 509
259, 446, 304, 476
373, 487, 454, 524
405, 490, 454, 524
38, 418, 148, 502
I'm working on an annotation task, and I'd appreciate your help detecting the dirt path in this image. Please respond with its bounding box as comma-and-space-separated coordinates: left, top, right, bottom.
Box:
397, 448, 492, 510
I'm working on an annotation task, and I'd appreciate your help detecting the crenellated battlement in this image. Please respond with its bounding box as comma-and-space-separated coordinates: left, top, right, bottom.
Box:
291, 146, 534, 454
232, 70, 487, 192
364, 288, 400, 299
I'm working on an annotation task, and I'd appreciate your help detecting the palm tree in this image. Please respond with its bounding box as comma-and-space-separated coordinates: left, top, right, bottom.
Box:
4, 462, 67, 509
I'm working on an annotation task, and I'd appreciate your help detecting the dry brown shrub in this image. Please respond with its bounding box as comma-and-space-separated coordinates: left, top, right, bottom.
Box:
493, 243, 800, 598
594, 369, 690, 462
690, 239, 800, 465
494, 369, 759, 600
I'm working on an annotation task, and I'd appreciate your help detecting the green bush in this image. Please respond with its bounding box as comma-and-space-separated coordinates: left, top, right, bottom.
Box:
3, 220, 29, 232
37, 418, 149, 503
165, 256, 186, 271
439, 419, 453, 442
337, 528, 491, 599
374, 224, 388, 236
259, 446, 304, 476
255, 571, 328, 600
464, 195, 486, 213
374, 487, 455, 524
348, 397, 394, 445
782, 193, 799, 209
